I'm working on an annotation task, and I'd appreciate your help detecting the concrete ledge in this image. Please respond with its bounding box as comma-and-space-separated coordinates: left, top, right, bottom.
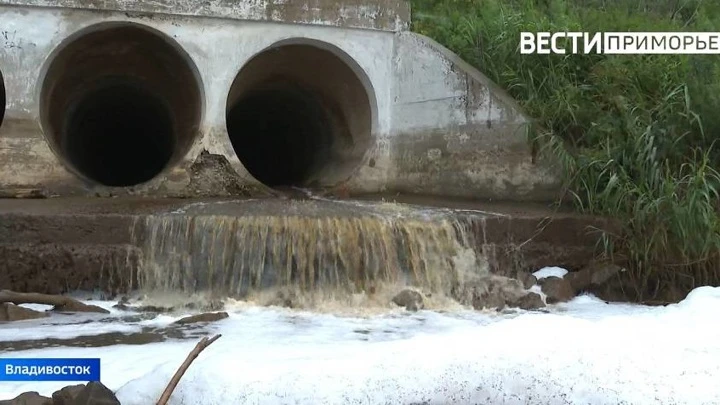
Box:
0, 243, 141, 295
0, 198, 610, 295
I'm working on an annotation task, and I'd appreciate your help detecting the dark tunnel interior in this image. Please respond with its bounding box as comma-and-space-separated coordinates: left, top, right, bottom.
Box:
40, 24, 202, 187
226, 43, 373, 188
0, 70, 5, 129
226, 82, 334, 187
63, 80, 175, 187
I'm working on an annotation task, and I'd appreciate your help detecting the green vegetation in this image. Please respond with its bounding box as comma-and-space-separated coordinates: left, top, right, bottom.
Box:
410, 0, 720, 301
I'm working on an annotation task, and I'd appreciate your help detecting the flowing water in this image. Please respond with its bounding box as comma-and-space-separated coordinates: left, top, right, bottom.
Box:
126, 198, 499, 311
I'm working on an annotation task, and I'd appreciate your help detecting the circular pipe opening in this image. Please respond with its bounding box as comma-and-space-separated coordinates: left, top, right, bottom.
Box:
40, 23, 203, 187
226, 42, 373, 188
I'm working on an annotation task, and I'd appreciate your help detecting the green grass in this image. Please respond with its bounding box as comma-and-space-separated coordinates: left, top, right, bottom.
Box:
410, 0, 720, 301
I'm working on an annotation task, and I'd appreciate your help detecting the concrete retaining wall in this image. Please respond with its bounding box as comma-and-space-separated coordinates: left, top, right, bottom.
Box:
0, 0, 562, 201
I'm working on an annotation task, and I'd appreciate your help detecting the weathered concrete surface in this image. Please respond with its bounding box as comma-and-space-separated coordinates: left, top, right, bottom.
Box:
371, 33, 560, 201
0, 243, 141, 294
0, 0, 411, 32
0, 1, 562, 201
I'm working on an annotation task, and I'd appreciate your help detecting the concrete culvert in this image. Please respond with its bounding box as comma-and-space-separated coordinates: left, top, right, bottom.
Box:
40, 23, 203, 187
226, 42, 374, 188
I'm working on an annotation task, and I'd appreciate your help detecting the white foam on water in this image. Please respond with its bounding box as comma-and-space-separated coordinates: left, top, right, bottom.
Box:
1, 287, 720, 404
532, 266, 569, 280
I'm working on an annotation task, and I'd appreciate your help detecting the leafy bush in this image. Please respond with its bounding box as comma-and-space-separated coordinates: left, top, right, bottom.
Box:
411, 0, 720, 300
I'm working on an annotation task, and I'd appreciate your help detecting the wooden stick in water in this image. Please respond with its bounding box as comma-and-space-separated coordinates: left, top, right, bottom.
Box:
156, 334, 222, 405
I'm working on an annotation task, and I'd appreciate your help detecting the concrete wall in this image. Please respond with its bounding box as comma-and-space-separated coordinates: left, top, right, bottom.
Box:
0, 0, 411, 31
0, 0, 562, 201
362, 33, 561, 200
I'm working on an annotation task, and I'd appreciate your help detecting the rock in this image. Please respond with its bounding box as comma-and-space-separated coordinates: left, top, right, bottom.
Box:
0, 391, 52, 405
112, 302, 174, 313
72, 382, 120, 405
112, 297, 130, 310
516, 272, 537, 289
143, 305, 174, 313
564, 271, 590, 292
175, 311, 229, 325
656, 284, 686, 304
0, 291, 108, 314
51, 384, 86, 405
516, 292, 546, 310
588, 262, 623, 285
52, 301, 109, 314
539, 276, 576, 304
135, 305, 173, 313
0, 303, 48, 322
452, 275, 528, 311
391, 289, 424, 311
566, 261, 623, 292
